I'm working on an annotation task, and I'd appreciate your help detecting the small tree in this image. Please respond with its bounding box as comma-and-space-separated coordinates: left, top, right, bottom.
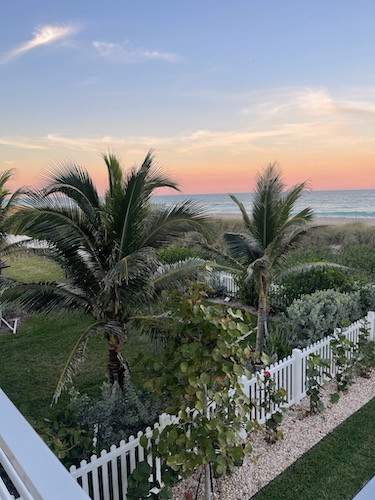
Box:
144, 287, 254, 500
257, 369, 286, 442
330, 327, 355, 402
306, 354, 331, 414
353, 320, 375, 378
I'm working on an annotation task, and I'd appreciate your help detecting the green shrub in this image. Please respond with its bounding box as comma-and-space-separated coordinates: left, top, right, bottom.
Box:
271, 267, 353, 310
351, 282, 375, 315
284, 246, 336, 267
157, 245, 202, 264
33, 406, 93, 467
339, 244, 375, 278
264, 320, 293, 360
285, 289, 362, 347
70, 381, 161, 451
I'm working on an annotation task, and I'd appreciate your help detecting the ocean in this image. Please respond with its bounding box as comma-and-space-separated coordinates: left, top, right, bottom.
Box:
155, 189, 375, 219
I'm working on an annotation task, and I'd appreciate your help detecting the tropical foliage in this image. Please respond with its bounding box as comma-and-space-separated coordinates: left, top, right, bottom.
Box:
4, 153, 208, 401
306, 354, 331, 414
210, 164, 314, 353
286, 289, 362, 347
144, 287, 253, 499
0, 169, 24, 268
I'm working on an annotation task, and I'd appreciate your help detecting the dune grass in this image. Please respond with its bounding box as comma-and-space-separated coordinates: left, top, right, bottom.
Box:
253, 397, 375, 500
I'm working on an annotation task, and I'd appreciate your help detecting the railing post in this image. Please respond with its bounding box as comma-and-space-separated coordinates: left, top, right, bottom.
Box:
367, 311, 375, 342
292, 348, 303, 404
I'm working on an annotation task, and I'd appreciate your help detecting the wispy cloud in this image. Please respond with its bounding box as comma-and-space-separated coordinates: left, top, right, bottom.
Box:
1, 24, 78, 63
241, 87, 375, 119
93, 40, 179, 63
2, 87, 375, 158
43, 122, 333, 155
0, 137, 47, 150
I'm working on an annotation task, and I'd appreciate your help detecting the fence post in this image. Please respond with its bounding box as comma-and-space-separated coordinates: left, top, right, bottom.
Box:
367, 311, 375, 342
292, 348, 303, 404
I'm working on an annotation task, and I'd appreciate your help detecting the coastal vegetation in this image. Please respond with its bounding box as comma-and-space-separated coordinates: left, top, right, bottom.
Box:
0, 162, 374, 499
4, 153, 207, 400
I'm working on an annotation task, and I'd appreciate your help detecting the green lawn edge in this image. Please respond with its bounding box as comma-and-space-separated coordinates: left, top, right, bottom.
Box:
252, 397, 375, 500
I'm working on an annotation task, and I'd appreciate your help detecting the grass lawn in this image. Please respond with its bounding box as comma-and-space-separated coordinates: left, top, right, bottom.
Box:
0, 312, 107, 419
0, 311, 154, 422
0, 255, 154, 423
253, 397, 375, 500
3, 255, 64, 282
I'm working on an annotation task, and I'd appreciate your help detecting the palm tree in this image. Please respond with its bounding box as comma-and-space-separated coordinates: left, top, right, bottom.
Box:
0, 169, 23, 271
220, 164, 314, 353
6, 153, 208, 401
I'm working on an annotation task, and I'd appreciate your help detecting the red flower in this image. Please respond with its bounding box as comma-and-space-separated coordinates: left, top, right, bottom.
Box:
264, 370, 271, 378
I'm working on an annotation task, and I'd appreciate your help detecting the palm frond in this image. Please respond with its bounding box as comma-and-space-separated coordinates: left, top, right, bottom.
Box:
266, 223, 310, 263
104, 248, 159, 289
0, 169, 14, 198
277, 261, 352, 279
228, 194, 253, 232
198, 238, 244, 270
44, 163, 100, 218
251, 163, 284, 248
52, 320, 124, 403
139, 151, 178, 193
223, 232, 263, 264
10, 195, 103, 269
142, 201, 208, 248
1, 281, 89, 314
103, 153, 124, 196
277, 183, 310, 226
151, 258, 208, 293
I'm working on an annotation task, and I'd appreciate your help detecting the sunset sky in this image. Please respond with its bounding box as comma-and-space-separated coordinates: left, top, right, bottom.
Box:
1, 1, 375, 193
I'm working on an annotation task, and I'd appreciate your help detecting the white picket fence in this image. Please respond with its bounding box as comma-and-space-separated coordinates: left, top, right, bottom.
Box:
210, 271, 239, 297
70, 311, 375, 499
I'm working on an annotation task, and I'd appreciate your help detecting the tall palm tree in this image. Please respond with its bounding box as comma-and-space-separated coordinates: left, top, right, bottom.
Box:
6, 153, 208, 401
221, 164, 314, 353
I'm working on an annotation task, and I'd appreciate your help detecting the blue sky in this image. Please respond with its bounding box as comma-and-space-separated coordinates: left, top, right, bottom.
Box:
1, 1, 375, 192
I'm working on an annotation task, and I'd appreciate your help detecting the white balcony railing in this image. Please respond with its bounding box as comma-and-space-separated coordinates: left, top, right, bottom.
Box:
0, 388, 90, 500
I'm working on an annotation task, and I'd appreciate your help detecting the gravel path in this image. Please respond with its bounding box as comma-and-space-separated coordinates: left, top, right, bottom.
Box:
173, 371, 375, 500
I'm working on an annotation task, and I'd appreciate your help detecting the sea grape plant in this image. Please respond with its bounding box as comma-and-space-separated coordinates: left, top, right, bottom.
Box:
353, 321, 375, 378
306, 353, 331, 414
126, 462, 177, 500
143, 287, 254, 500
257, 369, 286, 443
330, 327, 355, 402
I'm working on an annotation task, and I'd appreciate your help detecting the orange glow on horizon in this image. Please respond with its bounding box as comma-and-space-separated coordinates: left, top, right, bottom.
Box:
4, 139, 375, 195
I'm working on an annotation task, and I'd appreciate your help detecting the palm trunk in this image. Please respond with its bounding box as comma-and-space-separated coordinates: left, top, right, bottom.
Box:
255, 281, 268, 354
107, 334, 125, 388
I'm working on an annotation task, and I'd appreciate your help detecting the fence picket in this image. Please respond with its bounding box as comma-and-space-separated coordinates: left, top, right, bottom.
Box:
90, 455, 100, 499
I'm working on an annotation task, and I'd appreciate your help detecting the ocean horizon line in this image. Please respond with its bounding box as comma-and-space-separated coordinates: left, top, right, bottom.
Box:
155, 187, 375, 198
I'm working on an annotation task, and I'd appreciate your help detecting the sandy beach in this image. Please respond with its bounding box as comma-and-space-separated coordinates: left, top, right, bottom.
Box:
211, 214, 375, 226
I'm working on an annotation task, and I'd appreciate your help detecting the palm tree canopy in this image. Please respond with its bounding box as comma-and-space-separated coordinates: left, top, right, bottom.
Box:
7, 152, 208, 319
4, 153, 209, 401
225, 163, 313, 275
